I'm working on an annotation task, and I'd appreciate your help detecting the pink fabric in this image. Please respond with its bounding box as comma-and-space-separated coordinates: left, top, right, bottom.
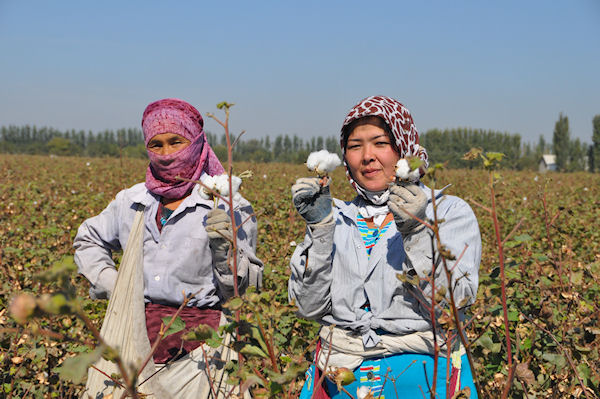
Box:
145, 303, 221, 364
340, 95, 429, 195
142, 98, 225, 199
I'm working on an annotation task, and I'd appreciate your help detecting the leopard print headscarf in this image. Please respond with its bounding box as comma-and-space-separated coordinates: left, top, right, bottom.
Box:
340, 95, 429, 199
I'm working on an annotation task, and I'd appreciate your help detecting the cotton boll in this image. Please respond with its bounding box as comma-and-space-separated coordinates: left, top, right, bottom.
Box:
395, 158, 421, 182
356, 386, 371, 399
212, 174, 243, 198
200, 175, 217, 199
306, 150, 341, 176
395, 159, 410, 179
306, 150, 328, 171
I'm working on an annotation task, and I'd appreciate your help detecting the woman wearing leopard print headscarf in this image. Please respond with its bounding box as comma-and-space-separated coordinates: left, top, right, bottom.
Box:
289, 96, 481, 398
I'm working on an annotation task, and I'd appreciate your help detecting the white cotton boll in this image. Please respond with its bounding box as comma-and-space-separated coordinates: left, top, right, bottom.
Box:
213, 174, 230, 196
200, 175, 217, 199
395, 158, 420, 182
357, 386, 371, 399
213, 174, 243, 198
306, 150, 341, 175
395, 159, 410, 179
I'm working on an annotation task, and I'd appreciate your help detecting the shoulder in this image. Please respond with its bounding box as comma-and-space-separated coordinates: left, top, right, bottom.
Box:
332, 197, 358, 220
112, 182, 156, 206
421, 184, 478, 224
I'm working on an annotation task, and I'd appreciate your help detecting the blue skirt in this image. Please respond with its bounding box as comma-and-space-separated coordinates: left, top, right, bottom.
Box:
299, 352, 477, 399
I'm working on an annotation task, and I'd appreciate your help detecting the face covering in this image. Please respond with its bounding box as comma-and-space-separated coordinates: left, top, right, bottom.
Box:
141, 98, 224, 199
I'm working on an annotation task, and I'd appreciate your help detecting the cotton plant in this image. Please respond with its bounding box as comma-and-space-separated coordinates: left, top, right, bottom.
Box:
394, 157, 422, 183
199, 171, 252, 206
306, 150, 341, 184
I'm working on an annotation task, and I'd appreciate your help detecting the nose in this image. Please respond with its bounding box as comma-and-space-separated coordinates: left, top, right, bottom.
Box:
362, 144, 375, 164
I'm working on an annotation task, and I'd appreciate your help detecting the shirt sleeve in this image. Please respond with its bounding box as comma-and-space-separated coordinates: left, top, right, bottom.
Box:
73, 195, 124, 300
402, 196, 481, 308
288, 220, 335, 319
212, 202, 264, 299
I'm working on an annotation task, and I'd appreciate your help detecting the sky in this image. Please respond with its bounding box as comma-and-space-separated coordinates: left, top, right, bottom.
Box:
1, 1, 599, 144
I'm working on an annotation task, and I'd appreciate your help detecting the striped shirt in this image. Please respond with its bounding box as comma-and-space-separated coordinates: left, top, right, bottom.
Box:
356, 214, 393, 257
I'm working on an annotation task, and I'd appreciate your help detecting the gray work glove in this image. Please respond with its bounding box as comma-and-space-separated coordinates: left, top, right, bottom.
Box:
388, 182, 428, 235
206, 209, 232, 273
291, 177, 333, 225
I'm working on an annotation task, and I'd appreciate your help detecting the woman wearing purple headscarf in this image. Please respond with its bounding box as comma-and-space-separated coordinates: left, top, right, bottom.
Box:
74, 98, 262, 396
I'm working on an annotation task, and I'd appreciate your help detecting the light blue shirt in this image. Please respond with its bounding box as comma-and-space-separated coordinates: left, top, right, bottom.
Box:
288, 185, 481, 348
74, 182, 262, 308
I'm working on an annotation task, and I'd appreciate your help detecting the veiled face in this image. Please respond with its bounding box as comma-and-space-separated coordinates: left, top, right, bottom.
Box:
345, 119, 400, 192
146, 133, 191, 156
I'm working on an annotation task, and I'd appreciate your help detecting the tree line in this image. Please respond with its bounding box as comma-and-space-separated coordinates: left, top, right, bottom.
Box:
2, 114, 599, 171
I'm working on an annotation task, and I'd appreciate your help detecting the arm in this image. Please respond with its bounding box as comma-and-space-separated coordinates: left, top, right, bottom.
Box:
287, 177, 336, 319
73, 198, 124, 300
288, 217, 335, 319
403, 196, 481, 307
208, 202, 264, 300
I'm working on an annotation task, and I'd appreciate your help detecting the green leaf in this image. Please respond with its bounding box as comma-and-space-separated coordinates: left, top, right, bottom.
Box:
227, 297, 244, 311
162, 316, 185, 338
478, 335, 494, 351
52, 345, 105, 384
570, 270, 583, 285
182, 324, 216, 342
577, 363, 590, 384
541, 352, 566, 368
513, 234, 532, 242
239, 344, 269, 358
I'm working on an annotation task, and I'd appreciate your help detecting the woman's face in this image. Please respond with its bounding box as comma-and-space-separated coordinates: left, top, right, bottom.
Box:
147, 132, 191, 156
345, 119, 400, 192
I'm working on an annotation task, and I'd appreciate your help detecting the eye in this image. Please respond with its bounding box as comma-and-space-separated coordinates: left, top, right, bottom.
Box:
346, 144, 360, 150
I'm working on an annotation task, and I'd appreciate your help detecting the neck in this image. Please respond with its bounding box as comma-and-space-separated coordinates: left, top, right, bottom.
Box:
161, 195, 188, 210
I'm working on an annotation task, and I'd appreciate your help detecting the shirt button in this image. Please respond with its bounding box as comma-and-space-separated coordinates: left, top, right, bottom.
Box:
406, 246, 412, 251
161, 244, 166, 249
319, 238, 325, 243
154, 275, 160, 281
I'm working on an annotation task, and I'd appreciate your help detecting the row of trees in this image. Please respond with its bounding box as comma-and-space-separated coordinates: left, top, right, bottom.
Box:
2, 114, 599, 171
553, 114, 600, 172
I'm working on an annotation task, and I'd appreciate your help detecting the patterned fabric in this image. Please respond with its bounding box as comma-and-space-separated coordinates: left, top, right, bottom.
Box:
142, 98, 225, 199
356, 213, 392, 257
300, 352, 475, 399
340, 95, 429, 198
145, 303, 221, 363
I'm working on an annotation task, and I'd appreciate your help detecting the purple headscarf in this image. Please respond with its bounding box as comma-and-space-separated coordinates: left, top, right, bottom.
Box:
142, 98, 225, 199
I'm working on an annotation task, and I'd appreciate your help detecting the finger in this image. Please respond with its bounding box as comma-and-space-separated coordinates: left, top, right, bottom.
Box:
388, 201, 408, 218
292, 185, 321, 201
206, 213, 230, 225
400, 182, 423, 197
389, 184, 415, 202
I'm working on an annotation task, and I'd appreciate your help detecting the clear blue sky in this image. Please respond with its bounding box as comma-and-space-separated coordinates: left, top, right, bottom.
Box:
1, 1, 599, 144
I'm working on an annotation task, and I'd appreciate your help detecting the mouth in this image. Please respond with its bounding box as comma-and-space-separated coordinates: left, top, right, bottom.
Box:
361, 169, 381, 178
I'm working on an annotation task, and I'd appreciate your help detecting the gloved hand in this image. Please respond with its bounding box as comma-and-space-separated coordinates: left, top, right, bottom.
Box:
388, 182, 428, 235
291, 177, 333, 225
205, 209, 232, 273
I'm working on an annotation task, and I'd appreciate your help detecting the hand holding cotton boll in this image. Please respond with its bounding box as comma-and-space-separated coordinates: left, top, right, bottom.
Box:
291, 151, 340, 225
205, 208, 233, 274
388, 157, 428, 235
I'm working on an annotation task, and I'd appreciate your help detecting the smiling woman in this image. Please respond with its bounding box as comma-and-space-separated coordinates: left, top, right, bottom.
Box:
289, 95, 482, 398
343, 116, 400, 192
